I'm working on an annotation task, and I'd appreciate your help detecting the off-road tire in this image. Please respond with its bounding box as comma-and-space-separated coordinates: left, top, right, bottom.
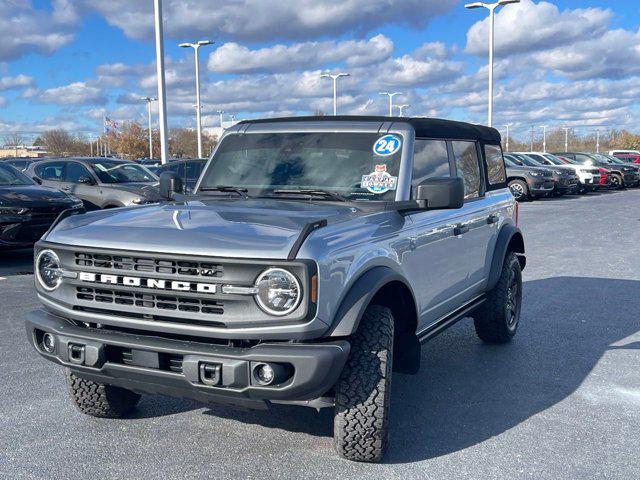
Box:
334, 305, 394, 463
66, 370, 141, 418
474, 252, 522, 344
508, 179, 530, 201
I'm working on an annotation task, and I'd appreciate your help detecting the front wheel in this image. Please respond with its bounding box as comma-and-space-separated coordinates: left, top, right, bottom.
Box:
610, 174, 623, 189
334, 305, 394, 463
66, 370, 140, 418
508, 179, 530, 201
474, 252, 523, 343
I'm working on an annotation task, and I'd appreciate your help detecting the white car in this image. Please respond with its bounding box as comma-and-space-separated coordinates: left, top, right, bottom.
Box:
609, 150, 640, 156
513, 152, 601, 192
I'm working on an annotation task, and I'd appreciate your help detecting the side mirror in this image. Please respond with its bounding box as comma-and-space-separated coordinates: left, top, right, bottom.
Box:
78, 176, 94, 185
159, 172, 183, 200
32, 176, 43, 185
414, 177, 465, 210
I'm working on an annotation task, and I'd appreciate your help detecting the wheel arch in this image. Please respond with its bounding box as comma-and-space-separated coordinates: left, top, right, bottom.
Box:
327, 266, 421, 374
487, 224, 526, 291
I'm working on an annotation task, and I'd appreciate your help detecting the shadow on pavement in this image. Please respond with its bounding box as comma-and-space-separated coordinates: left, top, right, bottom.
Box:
97, 276, 640, 460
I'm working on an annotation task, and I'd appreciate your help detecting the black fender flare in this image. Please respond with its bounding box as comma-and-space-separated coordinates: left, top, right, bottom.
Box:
487, 223, 526, 291
327, 266, 415, 338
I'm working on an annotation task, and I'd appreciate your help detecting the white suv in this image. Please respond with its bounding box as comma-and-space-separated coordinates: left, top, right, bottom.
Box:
516, 152, 601, 192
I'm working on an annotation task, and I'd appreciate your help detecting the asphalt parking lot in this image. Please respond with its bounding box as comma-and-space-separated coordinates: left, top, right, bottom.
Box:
1, 189, 639, 480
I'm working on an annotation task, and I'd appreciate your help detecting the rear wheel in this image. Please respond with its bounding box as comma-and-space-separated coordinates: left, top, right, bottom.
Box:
508, 179, 530, 201
474, 252, 522, 344
66, 370, 140, 418
334, 305, 394, 463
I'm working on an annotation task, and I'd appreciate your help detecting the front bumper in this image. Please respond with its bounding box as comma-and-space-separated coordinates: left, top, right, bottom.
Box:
0, 217, 54, 249
529, 179, 555, 194
27, 309, 350, 409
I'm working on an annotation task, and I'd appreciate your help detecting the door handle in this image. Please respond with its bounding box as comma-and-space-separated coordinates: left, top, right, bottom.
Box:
454, 224, 470, 236
487, 214, 499, 225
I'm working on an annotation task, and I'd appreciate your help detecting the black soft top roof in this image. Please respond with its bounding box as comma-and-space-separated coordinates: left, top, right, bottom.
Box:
237, 116, 501, 143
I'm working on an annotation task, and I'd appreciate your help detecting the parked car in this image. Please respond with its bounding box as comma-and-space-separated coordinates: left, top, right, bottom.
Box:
503, 154, 555, 201
26, 157, 162, 210
611, 153, 640, 164
0, 162, 83, 250
26, 116, 526, 463
608, 149, 640, 156
155, 158, 207, 193
554, 152, 636, 189
137, 158, 161, 172
510, 152, 579, 196
2, 157, 37, 172
513, 152, 589, 194
596, 154, 640, 187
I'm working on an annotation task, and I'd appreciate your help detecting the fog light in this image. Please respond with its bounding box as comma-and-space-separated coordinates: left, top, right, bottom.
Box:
256, 364, 274, 385
42, 333, 56, 353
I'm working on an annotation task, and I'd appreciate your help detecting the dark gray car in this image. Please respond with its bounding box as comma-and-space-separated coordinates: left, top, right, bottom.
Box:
503, 154, 555, 201
26, 157, 161, 210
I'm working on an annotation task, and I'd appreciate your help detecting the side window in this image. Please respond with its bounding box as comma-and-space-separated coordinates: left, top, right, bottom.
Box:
484, 144, 506, 185
452, 141, 481, 200
186, 161, 205, 179
35, 162, 65, 181
411, 139, 450, 189
65, 162, 92, 183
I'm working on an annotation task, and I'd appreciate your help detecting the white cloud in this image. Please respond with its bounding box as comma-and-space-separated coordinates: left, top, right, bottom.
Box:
37, 82, 107, 106
0, 74, 33, 91
81, 0, 457, 42
208, 35, 393, 74
465, 0, 612, 57
0, 0, 79, 61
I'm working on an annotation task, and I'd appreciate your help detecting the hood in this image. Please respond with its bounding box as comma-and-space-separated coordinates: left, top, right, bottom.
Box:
105, 182, 161, 198
45, 198, 364, 259
0, 184, 78, 208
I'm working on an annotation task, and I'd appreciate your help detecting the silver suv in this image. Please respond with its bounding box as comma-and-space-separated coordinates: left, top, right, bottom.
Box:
26, 117, 526, 462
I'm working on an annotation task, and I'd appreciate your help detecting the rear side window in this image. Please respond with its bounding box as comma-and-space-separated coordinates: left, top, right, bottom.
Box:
65, 162, 92, 183
36, 162, 65, 181
452, 141, 481, 200
411, 139, 450, 188
484, 144, 506, 185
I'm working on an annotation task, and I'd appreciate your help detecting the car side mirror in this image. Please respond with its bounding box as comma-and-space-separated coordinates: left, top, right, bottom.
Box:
414, 177, 465, 210
159, 172, 183, 200
78, 176, 94, 185
32, 176, 43, 185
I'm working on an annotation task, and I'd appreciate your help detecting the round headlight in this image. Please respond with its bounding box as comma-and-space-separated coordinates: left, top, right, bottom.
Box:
35, 249, 62, 291
254, 268, 301, 316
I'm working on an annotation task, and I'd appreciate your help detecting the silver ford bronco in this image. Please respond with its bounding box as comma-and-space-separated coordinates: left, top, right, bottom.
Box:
26, 116, 525, 462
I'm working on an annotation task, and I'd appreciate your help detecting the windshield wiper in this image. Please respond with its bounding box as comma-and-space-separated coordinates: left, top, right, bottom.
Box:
272, 189, 347, 202
198, 185, 249, 198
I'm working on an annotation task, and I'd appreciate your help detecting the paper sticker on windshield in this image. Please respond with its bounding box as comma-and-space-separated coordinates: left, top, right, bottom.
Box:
361, 165, 398, 194
373, 134, 402, 157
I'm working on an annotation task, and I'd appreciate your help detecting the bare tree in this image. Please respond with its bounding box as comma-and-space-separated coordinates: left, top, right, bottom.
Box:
4, 132, 24, 157
40, 129, 77, 156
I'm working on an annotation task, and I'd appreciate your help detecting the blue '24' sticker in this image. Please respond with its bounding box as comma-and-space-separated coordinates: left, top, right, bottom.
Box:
373, 134, 402, 156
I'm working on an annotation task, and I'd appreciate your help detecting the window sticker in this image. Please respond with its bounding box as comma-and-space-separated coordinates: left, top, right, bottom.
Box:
361, 164, 398, 194
373, 134, 402, 157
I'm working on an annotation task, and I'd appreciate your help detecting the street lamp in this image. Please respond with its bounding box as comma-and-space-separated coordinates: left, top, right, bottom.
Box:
379, 92, 403, 117
563, 127, 570, 151
503, 124, 510, 152
141, 96, 157, 159
180, 40, 213, 159
396, 104, 411, 117
216, 110, 225, 130
596, 129, 600, 153
540, 125, 547, 153
153, 0, 169, 164
320, 73, 350, 116
465, 0, 520, 127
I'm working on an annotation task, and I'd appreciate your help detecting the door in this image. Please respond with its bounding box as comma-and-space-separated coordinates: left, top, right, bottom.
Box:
34, 161, 66, 190
402, 138, 471, 328
64, 161, 101, 209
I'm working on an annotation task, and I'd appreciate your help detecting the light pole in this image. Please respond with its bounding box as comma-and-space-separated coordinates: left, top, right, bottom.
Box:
379, 92, 403, 117
465, 0, 520, 127
396, 104, 411, 117
216, 110, 225, 130
180, 40, 213, 159
540, 125, 547, 153
141, 97, 157, 158
596, 129, 600, 153
503, 124, 510, 151
563, 127, 570, 151
320, 73, 350, 115
153, 0, 169, 164
530, 126, 534, 152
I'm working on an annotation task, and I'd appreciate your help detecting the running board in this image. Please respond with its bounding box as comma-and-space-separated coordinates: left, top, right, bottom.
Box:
417, 295, 486, 343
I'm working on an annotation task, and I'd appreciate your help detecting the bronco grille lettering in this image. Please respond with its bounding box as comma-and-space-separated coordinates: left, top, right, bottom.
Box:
78, 271, 218, 294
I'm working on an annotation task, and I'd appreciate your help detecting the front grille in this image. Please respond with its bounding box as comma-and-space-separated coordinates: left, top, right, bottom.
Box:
106, 345, 184, 373
542, 171, 552, 177
76, 286, 224, 316
589, 169, 600, 174
75, 252, 224, 278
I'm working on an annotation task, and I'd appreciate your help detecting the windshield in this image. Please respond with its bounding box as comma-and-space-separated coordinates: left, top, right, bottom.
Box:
512, 153, 541, 167
0, 163, 33, 186
542, 154, 565, 165
570, 153, 597, 166
198, 132, 404, 200
90, 160, 157, 184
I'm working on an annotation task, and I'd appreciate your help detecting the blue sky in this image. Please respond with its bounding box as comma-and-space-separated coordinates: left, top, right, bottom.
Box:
1, 0, 640, 143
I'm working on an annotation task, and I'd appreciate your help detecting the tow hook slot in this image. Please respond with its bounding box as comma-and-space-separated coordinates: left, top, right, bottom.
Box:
68, 344, 86, 365
199, 362, 222, 386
